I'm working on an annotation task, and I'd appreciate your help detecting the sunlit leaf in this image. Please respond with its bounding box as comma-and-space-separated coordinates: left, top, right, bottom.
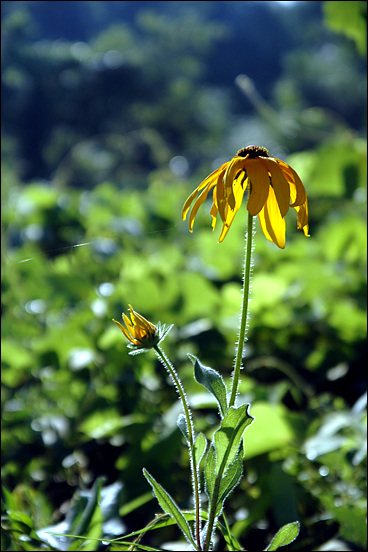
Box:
216, 453, 243, 516
190, 354, 228, 417
204, 444, 217, 501
142, 468, 196, 548
265, 521, 300, 551
213, 404, 254, 475
194, 432, 207, 469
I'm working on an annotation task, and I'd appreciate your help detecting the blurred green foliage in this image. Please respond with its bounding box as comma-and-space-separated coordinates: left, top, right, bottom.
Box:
1, 1, 367, 551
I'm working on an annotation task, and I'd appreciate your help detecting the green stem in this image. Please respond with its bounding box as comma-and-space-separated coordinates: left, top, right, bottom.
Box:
203, 450, 231, 550
154, 345, 202, 550
229, 213, 254, 408
203, 214, 254, 551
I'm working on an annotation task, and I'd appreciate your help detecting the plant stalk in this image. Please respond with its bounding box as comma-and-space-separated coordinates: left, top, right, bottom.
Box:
203, 214, 254, 550
154, 345, 202, 550
229, 213, 254, 408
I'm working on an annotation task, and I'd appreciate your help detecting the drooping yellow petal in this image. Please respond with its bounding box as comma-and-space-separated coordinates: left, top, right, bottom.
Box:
224, 157, 246, 209
199, 161, 229, 190
218, 176, 247, 242
245, 158, 270, 216
289, 165, 307, 207
231, 169, 248, 197
294, 199, 310, 236
182, 146, 308, 246
218, 222, 231, 242
216, 173, 227, 223
182, 162, 228, 220
210, 200, 218, 230
188, 182, 215, 232
277, 160, 307, 207
234, 173, 248, 207
262, 158, 290, 218
258, 184, 286, 249
288, 179, 297, 206
182, 187, 201, 220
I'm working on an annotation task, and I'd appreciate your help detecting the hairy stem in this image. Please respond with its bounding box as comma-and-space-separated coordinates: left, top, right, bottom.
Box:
229, 212, 254, 408
203, 215, 254, 550
203, 450, 231, 550
154, 345, 202, 550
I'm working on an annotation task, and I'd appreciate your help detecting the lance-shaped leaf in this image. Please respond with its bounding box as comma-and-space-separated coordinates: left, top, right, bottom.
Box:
214, 404, 254, 475
218, 512, 243, 551
189, 354, 228, 417
265, 521, 300, 551
204, 443, 217, 501
216, 452, 243, 517
194, 432, 207, 469
142, 468, 196, 548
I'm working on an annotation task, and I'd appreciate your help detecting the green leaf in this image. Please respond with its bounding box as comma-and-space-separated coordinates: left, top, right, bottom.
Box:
204, 444, 217, 500
142, 468, 196, 548
194, 432, 207, 468
5, 510, 33, 529
177, 413, 189, 443
189, 354, 228, 417
203, 405, 253, 505
71, 477, 105, 551
119, 492, 153, 517
216, 453, 243, 516
218, 512, 243, 551
323, 1, 367, 56
265, 521, 300, 551
214, 404, 254, 475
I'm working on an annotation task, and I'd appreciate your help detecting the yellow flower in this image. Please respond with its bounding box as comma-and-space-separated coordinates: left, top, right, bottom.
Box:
182, 145, 309, 249
113, 305, 172, 354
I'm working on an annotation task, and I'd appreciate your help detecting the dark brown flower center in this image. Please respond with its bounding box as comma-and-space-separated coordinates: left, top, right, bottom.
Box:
237, 145, 269, 158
